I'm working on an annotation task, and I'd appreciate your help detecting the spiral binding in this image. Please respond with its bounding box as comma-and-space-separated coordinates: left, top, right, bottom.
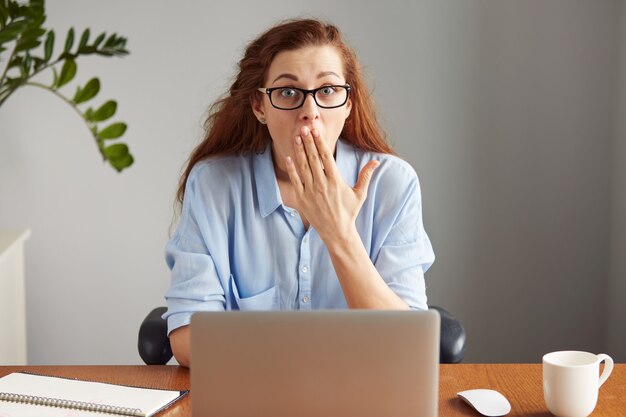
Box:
0, 392, 144, 416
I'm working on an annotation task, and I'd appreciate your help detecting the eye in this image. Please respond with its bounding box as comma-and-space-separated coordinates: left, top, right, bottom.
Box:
279, 88, 298, 98
319, 86, 336, 96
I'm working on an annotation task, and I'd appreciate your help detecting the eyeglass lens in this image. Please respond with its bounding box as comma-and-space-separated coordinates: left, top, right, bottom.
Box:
270, 86, 348, 109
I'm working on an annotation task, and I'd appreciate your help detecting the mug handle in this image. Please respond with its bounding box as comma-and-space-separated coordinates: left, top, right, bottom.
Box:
597, 353, 614, 388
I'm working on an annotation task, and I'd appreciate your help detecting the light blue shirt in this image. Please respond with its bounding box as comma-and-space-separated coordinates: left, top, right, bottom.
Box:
163, 139, 435, 335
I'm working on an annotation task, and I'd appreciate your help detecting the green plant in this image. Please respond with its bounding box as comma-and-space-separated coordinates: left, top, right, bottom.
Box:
0, 0, 133, 172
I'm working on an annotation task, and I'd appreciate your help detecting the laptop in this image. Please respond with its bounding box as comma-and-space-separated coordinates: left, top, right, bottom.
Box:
190, 310, 440, 417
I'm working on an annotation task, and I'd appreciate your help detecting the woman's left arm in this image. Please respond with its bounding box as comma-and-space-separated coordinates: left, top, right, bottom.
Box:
324, 226, 411, 309
285, 126, 410, 310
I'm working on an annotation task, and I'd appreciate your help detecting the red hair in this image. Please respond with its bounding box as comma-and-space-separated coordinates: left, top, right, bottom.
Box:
176, 18, 393, 205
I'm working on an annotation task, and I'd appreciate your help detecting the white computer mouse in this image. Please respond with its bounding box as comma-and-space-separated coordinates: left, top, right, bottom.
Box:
457, 389, 511, 416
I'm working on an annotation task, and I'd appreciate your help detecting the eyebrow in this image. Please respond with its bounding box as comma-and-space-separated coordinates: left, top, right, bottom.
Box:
272, 71, 342, 84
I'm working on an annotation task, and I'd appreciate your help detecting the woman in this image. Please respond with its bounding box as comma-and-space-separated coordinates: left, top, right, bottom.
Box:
164, 18, 435, 367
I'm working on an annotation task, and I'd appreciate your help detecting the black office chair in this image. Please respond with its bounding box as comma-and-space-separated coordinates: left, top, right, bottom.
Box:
138, 305, 466, 365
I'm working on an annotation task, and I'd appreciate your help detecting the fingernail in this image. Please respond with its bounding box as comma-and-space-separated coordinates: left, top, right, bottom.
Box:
286, 156, 293, 165
295, 136, 302, 145
302, 126, 310, 136
312, 128, 319, 138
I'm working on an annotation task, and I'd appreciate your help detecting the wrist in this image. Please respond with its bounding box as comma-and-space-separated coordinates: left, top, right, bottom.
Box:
322, 224, 362, 256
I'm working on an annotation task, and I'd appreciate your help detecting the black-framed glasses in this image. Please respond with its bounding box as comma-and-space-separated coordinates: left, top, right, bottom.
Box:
257, 84, 350, 110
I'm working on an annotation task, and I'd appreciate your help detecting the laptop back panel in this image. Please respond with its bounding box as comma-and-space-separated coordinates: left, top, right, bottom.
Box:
191, 310, 440, 417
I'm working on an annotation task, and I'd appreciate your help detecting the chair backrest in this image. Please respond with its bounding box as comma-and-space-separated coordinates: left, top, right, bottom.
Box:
138, 307, 172, 365
429, 305, 466, 364
138, 305, 466, 365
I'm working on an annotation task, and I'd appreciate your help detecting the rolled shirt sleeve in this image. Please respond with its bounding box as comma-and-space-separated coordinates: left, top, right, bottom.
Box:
163, 166, 227, 335
367, 157, 435, 310
164, 236, 226, 335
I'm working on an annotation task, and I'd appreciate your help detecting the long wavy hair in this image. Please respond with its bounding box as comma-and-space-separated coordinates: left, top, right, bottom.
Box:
176, 18, 393, 206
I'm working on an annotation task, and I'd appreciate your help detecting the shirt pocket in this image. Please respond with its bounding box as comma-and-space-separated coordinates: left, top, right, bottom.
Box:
229, 274, 277, 311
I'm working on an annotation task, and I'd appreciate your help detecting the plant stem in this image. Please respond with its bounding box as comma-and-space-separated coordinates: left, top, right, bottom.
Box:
24, 81, 105, 160
0, 85, 18, 107
0, 44, 18, 87
27, 56, 64, 83
0, 51, 64, 108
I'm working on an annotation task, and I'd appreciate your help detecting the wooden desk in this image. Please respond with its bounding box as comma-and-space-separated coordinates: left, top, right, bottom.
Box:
440, 364, 625, 416
1, 364, 624, 416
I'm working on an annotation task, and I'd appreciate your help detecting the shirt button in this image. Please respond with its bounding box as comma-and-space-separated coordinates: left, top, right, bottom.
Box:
290, 210, 297, 217
303, 236, 308, 243
302, 296, 310, 303
301, 266, 308, 273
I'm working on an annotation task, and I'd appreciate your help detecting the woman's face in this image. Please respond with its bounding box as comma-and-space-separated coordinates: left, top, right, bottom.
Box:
252, 45, 352, 174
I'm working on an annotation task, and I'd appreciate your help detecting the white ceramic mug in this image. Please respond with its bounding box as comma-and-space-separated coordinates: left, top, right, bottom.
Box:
543, 351, 613, 417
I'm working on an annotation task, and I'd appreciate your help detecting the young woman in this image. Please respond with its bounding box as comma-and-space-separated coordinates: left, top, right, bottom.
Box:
164, 18, 435, 367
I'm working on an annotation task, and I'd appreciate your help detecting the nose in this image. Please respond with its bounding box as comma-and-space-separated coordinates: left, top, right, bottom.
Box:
300, 93, 320, 121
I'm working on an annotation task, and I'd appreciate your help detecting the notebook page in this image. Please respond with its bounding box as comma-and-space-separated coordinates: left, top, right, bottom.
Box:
0, 373, 182, 416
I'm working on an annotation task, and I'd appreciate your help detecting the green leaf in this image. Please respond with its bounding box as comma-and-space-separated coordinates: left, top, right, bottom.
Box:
27, 0, 45, 18
19, 26, 45, 41
107, 149, 134, 172
78, 28, 89, 51
73, 77, 99, 104
78, 45, 96, 54
91, 100, 116, 121
0, 3, 9, 24
0, 19, 28, 43
84, 107, 94, 121
8, 55, 22, 68
98, 122, 126, 140
7, 1, 18, 18
21, 53, 32, 75
63, 27, 74, 53
56, 58, 76, 88
51, 66, 58, 87
15, 37, 40, 52
23, 16, 45, 34
93, 32, 105, 48
109, 154, 133, 172
103, 143, 127, 159
32, 56, 44, 71
57, 51, 74, 61
104, 32, 118, 47
96, 32, 129, 57
44, 30, 54, 62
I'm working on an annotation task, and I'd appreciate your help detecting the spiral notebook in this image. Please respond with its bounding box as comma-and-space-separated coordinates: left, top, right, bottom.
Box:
0, 372, 188, 416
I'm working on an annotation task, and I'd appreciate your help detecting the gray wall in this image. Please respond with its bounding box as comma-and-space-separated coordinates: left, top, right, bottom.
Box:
0, 0, 624, 364
608, 0, 626, 359
410, 1, 620, 362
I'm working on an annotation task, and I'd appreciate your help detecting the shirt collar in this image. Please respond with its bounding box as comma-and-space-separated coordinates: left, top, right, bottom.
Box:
253, 139, 359, 217
335, 138, 359, 188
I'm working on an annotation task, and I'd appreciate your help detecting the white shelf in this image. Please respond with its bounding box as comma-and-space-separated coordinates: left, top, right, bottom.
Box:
0, 229, 31, 365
